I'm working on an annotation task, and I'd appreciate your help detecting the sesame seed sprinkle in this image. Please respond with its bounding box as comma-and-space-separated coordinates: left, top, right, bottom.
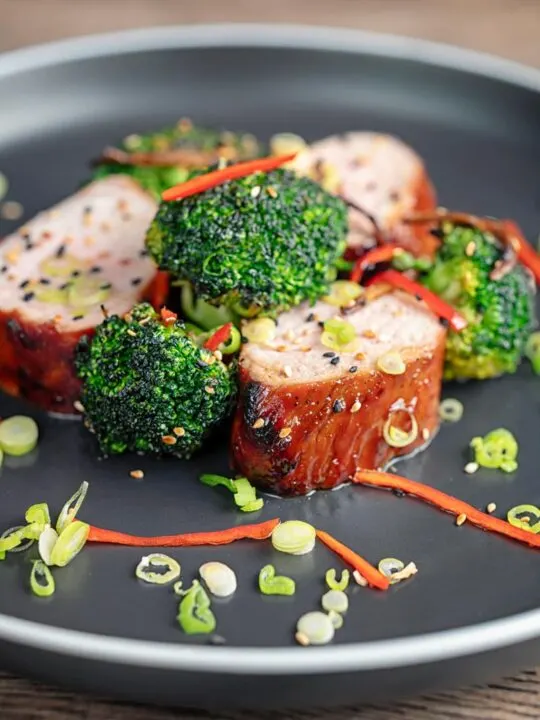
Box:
90, 266, 102, 274
131, 277, 142, 286
19, 279, 30, 289
306, 313, 315, 322
323, 351, 336, 358
73, 400, 85, 413
72, 314, 84, 321
487, 502, 497, 514
350, 400, 362, 413
464, 462, 479, 475
279, 427, 292, 439
456, 513, 467, 526
348, 366, 358, 373
332, 399, 346, 413
250, 186, 261, 198
252, 418, 265, 429
130, 470, 144, 479
283, 365, 293, 378
173, 427, 185, 437
55, 244, 66, 258
162, 435, 177, 445
22, 291, 35, 302
330, 356, 340, 366
205, 386, 215, 394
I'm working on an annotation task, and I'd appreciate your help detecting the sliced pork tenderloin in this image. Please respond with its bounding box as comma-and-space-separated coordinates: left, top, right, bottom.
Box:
0, 175, 162, 413
232, 289, 446, 495
292, 132, 437, 258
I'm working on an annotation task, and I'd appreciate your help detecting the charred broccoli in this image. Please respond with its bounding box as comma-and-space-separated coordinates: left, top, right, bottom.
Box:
146, 168, 348, 316
420, 222, 535, 380
75, 304, 236, 456
92, 121, 263, 199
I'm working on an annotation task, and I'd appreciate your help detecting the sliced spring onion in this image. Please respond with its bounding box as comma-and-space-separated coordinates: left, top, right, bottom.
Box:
525, 332, 540, 375
258, 564, 296, 596
383, 410, 418, 449
233, 477, 258, 508
40, 253, 78, 277
296, 612, 335, 646
25, 503, 51, 528
0, 416, 39, 456
439, 398, 464, 423
49, 520, 89, 567
199, 474, 263, 513
178, 581, 216, 635
135, 553, 181, 585
0, 525, 35, 554
325, 568, 350, 592
322, 318, 357, 350
199, 561, 237, 597
321, 589, 349, 614
272, 521, 316, 556
30, 560, 55, 598
218, 325, 242, 355
67, 276, 110, 309
270, 132, 307, 157
56, 481, 89, 534
38, 527, 59, 566
323, 280, 364, 308
507, 504, 540, 533
378, 557, 405, 584
391, 250, 416, 271
242, 317, 276, 344
240, 498, 264, 513
200, 474, 237, 492
0, 171, 8, 202
328, 610, 344, 629
470, 428, 518, 473
376, 351, 406, 376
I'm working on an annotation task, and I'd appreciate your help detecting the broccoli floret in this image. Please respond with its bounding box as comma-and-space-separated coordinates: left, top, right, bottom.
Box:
92, 123, 263, 199
75, 304, 236, 457
146, 168, 348, 315
420, 223, 535, 380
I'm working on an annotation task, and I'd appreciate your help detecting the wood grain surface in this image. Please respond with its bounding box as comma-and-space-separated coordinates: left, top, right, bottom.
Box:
1, 1, 540, 718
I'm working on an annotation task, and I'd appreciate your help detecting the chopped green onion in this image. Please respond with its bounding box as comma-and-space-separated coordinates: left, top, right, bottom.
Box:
200, 474, 237, 492
135, 553, 181, 585
49, 520, 89, 567
391, 250, 416, 271
25, 503, 51, 528
376, 350, 406, 376
378, 557, 405, 584
258, 564, 296, 596
470, 428, 518, 473
233, 477, 258, 508
219, 325, 242, 355
271, 520, 316, 555
242, 317, 276, 344
439, 398, 464, 423
525, 332, 540, 375
507, 504, 540, 533
0, 416, 38, 456
296, 612, 335, 646
322, 318, 356, 349
0, 172, 8, 202
0, 525, 35, 555
56, 481, 89, 534
325, 568, 350, 592
177, 581, 216, 635
323, 280, 363, 307
199, 561, 237, 597
335, 258, 355, 272
328, 610, 344, 629
199, 474, 263, 513
383, 410, 418, 448
240, 498, 264, 513
38, 527, 59, 566
321, 589, 349, 614
30, 560, 55, 598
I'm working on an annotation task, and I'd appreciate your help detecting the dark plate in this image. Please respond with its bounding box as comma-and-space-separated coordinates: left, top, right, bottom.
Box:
1, 25, 540, 710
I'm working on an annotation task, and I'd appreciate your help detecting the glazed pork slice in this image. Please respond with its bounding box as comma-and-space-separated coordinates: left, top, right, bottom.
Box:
0, 175, 160, 413
292, 132, 437, 257
232, 290, 446, 495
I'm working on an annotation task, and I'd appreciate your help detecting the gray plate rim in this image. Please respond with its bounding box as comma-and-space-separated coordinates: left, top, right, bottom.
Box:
1, 22, 540, 676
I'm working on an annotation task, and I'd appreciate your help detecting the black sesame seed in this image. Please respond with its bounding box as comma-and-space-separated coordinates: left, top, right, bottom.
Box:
19, 279, 30, 289
306, 313, 315, 322
415, 293, 422, 301
323, 351, 336, 358
59, 282, 71, 290
22, 292, 35, 302
71, 270, 81, 278
21, 231, 31, 240
55, 244, 66, 258
72, 314, 84, 321
241, 335, 248, 344
429, 227, 444, 239
318, 321, 325, 328
392, 488, 406, 498
24, 241, 35, 251
131, 277, 142, 286
83, 205, 92, 214
90, 266, 102, 274
139, 249, 149, 257
332, 399, 346, 413
39, 278, 51, 285
208, 634, 226, 646
330, 356, 340, 366
1, 265, 7, 274
439, 317, 450, 328
349, 365, 358, 373
100, 283, 112, 290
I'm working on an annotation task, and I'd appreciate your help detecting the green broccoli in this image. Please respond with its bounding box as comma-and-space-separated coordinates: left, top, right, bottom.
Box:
420, 222, 535, 380
146, 168, 348, 316
75, 304, 236, 457
92, 121, 263, 199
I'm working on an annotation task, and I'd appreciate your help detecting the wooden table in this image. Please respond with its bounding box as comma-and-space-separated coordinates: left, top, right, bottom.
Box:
1, 1, 539, 718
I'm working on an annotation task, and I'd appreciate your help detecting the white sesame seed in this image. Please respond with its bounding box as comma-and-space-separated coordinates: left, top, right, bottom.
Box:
422, 428, 430, 441
73, 400, 85, 413
173, 427, 185, 437
250, 186, 261, 198
130, 469, 144, 480
205, 386, 215, 395
456, 513, 467, 526
295, 632, 310, 646
464, 462, 479, 474
283, 365, 293, 378
487, 502, 497, 514
279, 427, 292, 439
350, 400, 362, 413
252, 418, 265, 429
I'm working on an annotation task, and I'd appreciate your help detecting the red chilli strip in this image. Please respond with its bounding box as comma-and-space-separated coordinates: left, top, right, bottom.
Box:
366, 269, 467, 332
162, 153, 297, 202
148, 271, 170, 310
353, 470, 540, 550
203, 322, 233, 352
87, 518, 280, 548
316, 529, 390, 591
160, 307, 178, 326
350, 245, 404, 284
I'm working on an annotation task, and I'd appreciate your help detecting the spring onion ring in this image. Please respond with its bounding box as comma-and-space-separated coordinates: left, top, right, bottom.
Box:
507, 504, 540, 533
470, 428, 518, 472
0, 525, 35, 555
30, 560, 55, 598
0, 416, 39, 456
325, 568, 350, 591
258, 564, 296, 596
439, 398, 464, 423
323, 280, 363, 308
383, 409, 418, 448
135, 553, 181, 585
38, 527, 59, 566
271, 521, 316, 556
296, 612, 335, 645
378, 557, 405, 584
328, 610, 344, 629
177, 581, 216, 635
321, 589, 349, 614
56, 481, 89, 534
25, 503, 51, 528
242, 317, 276, 344
199, 561, 237, 597
49, 520, 89, 567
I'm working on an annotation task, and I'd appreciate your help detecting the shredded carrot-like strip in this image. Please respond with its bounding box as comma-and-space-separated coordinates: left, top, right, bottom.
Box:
354, 470, 540, 549
350, 245, 402, 284
316, 529, 390, 590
